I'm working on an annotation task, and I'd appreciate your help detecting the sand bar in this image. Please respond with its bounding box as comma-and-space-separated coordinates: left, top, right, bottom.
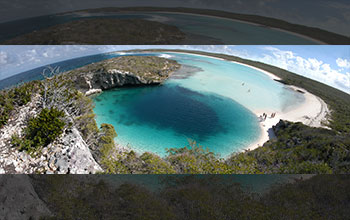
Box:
119, 50, 331, 155
162, 51, 330, 152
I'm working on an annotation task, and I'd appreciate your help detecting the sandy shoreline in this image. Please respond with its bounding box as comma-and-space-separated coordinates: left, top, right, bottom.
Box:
163, 51, 330, 152
228, 59, 330, 150
229, 61, 282, 81
163, 51, 226, 61
109, 50, 330, 156
158, 11, 326, 45
245, 85, 330, 151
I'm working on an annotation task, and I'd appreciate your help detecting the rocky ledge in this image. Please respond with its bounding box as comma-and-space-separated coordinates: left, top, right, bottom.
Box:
0, 94, 102, 174
0, 55, 180, 174
69, 55, 181, 95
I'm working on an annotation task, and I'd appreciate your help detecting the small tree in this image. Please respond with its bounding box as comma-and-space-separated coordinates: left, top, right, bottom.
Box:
19, 108, 65, 152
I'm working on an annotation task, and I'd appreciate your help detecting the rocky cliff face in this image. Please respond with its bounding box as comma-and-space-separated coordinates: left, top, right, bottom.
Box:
68, 56, 181, 95
0, 175, 52, 220
0, 56, 179, 174
0, 92, 102, 174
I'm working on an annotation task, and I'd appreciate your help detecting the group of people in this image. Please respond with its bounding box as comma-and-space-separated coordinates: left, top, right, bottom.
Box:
242, 82, 251, 93
259, 112, 277, 122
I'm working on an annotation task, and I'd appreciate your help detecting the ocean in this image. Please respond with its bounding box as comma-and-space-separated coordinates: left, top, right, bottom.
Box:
1, 51, 305, 157
92, 52, 305, 157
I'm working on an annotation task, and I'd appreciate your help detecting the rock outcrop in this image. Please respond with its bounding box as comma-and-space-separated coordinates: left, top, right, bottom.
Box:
0, 56, 180, 174
49, 126, 102, 174
0, 93, 102, 174
0, 175, 52, 220
68, 56, 181, 95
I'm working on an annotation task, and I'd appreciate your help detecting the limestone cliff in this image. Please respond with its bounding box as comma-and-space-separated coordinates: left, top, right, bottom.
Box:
67, 55, 181, 95
0, 175, 52, 220
0, 55, 180, 174
0, 93, 102, 174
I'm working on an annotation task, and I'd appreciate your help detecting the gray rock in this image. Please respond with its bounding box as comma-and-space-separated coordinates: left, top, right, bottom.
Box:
0, 175, 52, 220
54, 126, 102, 174
70, 56, 180, 94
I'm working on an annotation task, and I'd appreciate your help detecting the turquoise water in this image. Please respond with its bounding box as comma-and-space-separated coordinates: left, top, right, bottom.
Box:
93, 52, 305, 157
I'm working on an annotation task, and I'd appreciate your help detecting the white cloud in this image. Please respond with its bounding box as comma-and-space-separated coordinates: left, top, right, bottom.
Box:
0, 51, 8, 64
336, 58, 350, 69
256, 47, 350, 93
1, 45, 349, 94
179, 45, 350, 93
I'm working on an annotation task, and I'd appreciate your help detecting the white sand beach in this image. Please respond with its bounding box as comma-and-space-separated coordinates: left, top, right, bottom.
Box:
137, 51, 331, 153
165, 51, 331, 152
230, 61, 282, 81
165, 51, 226, 61
246, 84, 330, 151
159, 11, 326, 45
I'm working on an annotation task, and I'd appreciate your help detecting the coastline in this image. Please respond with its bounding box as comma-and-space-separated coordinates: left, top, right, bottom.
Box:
164, 51, 226, 61
95, 50, 330, 157
245, 85, 330, 152
162, 51, 330, 153
158, 11, 326, 45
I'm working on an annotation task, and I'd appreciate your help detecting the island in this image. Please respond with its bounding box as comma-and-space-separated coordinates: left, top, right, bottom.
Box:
0, 51, 349, 174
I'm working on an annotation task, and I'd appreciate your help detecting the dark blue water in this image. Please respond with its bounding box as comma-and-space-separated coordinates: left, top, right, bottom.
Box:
93, 80, 260, 157
1, 51, 306, 158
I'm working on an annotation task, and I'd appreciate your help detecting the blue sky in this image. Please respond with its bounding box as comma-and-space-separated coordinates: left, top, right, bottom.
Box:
1, 0, 349, 37
0, 45, 349, 94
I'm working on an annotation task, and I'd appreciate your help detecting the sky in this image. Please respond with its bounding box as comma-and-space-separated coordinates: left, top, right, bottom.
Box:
0, 0, 349, 37
0, 45, 349, 94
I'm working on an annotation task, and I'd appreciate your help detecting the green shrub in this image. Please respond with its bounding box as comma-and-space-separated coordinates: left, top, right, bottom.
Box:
166, 140, 229, 174
20, 108, 65, 152
10, 134, 22, 148
140, 152, 176, 174
0, 81, 38, 128
99, 123, 119, 172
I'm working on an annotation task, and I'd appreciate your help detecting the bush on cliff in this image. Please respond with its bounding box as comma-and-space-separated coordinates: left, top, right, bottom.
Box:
166, 140, 230, 174
0, 81, 38, 128
227, 121, 350, 174
98, 123, 120, 172
13, 108, 65, 153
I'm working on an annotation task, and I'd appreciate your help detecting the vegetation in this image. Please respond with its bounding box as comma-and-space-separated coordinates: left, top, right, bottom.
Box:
2, 51, 350, 174
11, 108, 65, 154
26, 108, 65, 150
32, 175, 350, 220
166, 140, 229, 174
0, 81, 39, 128
119, 49, 350, 174
69, 55, 180, 85
98, 123, 120, 173
227, 121, 350, 174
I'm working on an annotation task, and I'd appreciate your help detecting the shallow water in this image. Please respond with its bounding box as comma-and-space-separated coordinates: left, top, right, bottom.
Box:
93, 52, 305, 157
